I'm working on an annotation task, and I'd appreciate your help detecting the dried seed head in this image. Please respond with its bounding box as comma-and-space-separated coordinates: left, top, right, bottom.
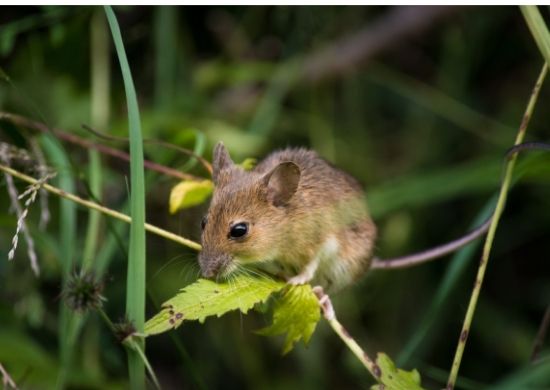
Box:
63, 271, 105, 312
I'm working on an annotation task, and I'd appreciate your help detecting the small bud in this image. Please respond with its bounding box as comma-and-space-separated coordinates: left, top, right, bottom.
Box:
114, 317, 137, 342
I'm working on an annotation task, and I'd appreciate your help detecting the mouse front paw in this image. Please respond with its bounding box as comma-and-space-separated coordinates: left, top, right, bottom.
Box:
286, 274, 312, 285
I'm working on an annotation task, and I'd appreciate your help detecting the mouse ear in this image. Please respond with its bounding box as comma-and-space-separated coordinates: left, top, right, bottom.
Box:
263, 161, 300, 207
212, 142, 234, 184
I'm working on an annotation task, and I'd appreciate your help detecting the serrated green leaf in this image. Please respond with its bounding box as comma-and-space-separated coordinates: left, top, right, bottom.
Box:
169, 179, 213, 214
145, 274, 285, 336
257, 284, 320, 354
370, 353, 425, 390
239, 157, 257, 171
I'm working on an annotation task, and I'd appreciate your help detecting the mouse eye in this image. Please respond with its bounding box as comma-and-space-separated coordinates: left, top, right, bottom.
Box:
229, 222, 248, 239
201, 216, 207, 230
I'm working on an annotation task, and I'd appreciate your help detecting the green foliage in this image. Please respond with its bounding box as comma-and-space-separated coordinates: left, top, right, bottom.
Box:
257, 284, 320, 355
1, 6, 550, 389
169, 179, 214, 214
145, 275, 285, 335
370, 353, 424, 390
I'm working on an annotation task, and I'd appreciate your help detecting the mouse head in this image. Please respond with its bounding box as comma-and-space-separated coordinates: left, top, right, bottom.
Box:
198, 142, 300, 279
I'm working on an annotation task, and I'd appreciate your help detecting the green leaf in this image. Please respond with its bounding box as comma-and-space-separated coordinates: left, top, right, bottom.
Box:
257, 284, 321, 355
145, 274, 285, 336
169, 179, 214, 214
370, 353, 424, 390
238, 157, 257, 171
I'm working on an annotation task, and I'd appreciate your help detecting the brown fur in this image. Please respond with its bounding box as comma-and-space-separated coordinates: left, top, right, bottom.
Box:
199, 143, 377, 292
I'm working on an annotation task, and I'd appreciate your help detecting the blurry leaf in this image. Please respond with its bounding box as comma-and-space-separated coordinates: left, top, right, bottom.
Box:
195, 61, 275, 89
239, 157, 257, 171
49, 23, 65, 47
257, 284, 320, 354
0, 66, 10, 81
0, 28, 15, 56
145, 274, 285, 335
169, 179, 213, 214
177, 128, 206, 172
0, 329, 57, 387
368, 156, 502, 218
370, 353, 424, 390
204, 119, 265, 157
487, 353, 550, 390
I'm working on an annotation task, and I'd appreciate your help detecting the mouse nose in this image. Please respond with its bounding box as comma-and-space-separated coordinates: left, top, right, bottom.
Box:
201, 265, 218, 279
199, 252, 231, 279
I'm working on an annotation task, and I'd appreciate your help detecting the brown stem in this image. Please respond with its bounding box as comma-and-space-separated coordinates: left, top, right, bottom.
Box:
0, 112, 200, 181
313, 287, 379, 379
81, 123, 213, 174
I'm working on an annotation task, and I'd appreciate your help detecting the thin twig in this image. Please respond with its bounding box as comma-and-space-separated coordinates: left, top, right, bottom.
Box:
530, 305, 550, 363
81, 123, 213, 174
0, 111, 200, 181
0, 163, 202, 252
446, 63, 548, 389
0, 362, 18, 390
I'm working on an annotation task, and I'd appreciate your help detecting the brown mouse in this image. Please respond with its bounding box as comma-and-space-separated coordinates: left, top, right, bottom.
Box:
199, 142, 377, 292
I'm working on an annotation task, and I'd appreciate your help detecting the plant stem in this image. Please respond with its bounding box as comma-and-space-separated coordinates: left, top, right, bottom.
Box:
129, 339, 161, 390
446, 62, 548, 389
0, 111, 199, 181
326, 316, 380, 379
0, 163, 202, 251
315, 289, 380, 380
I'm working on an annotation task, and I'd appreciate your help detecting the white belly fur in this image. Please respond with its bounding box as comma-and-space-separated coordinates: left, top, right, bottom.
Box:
313, 235, 352, 291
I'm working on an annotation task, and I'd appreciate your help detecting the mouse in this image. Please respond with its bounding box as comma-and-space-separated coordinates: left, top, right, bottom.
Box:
198, 142, 377, 292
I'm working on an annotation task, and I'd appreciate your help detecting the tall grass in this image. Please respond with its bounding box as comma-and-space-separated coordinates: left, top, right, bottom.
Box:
40, 134, 76, 389
104, 6, 147, 389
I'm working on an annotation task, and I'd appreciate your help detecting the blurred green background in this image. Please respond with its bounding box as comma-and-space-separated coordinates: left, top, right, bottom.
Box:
0, 5, 550, 389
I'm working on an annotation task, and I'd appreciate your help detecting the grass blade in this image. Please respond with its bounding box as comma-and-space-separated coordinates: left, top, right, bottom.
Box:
521, 6, 550, 64
83, 8, 109, 272
104, 6, 147, 389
